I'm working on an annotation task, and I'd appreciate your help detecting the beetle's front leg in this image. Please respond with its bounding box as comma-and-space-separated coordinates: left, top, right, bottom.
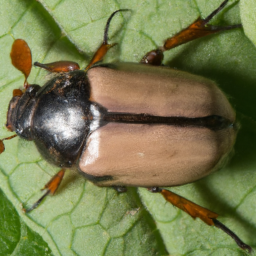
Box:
141, 0, 242, 66
11, 39, 32, 89
148, 187, 252, 253
22, 169, 66, 213
34, 61, 80, 72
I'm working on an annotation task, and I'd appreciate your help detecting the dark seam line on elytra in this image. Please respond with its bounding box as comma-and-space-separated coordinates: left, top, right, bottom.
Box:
102, 112, 233, 131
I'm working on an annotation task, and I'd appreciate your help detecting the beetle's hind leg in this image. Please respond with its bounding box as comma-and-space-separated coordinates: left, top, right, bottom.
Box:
141, 0, 242, 66
148, 187, 252, 253
22, 169, 65, 213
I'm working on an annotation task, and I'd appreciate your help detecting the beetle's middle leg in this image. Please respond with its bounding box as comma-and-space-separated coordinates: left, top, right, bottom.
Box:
22, 169, 65, 213
141, 0, 242, 66
148, 187, 252, 253
112, 186, 127, 193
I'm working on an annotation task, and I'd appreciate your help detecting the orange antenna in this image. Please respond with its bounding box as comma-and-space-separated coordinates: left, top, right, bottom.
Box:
10, 39, 32, 89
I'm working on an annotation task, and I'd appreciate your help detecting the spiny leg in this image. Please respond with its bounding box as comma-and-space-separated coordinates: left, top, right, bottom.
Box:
36, 9, 129, 72
141, 0, 242, 66
23, 169, 66, 213
85, 9, 130, 71
148, 187, 252, 253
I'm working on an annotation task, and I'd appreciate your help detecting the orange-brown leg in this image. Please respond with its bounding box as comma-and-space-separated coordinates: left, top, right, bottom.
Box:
35, 9, 129, 73
23, 169, 66, 213
34, 61, 80, 72
10, 39, 32, 89
0, 135, 17, 153
141, 0, 242, 66
148, 187, 252, 253
85, 9, 129, 71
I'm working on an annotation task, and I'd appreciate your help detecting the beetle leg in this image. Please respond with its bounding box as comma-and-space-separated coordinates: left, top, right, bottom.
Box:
34, 61, 80, 72
0, 134, 17, 154
148, 187, 252, 253
141, 0, 242, 66
112, 186, 127, 193
23, 169, 65, 213
85, 9, 129, 71
10, 39, 32, 89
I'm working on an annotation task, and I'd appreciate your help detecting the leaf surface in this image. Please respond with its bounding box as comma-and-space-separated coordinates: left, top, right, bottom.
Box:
0, 0, 255, 255
240, 0, 256, 46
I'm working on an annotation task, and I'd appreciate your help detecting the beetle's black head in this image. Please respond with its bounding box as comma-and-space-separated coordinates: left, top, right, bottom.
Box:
6, 84, 41, 140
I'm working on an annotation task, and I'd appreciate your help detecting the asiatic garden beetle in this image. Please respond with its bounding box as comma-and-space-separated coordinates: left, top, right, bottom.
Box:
0, 0, 253, 254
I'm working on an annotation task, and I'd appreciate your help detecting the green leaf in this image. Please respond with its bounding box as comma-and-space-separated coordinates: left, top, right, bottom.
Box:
0, 188, 53, 256
240, 0, 256, 46
0, 0, 255, 255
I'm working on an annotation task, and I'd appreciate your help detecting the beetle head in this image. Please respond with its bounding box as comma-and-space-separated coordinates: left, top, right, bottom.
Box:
6, 84, 41, 140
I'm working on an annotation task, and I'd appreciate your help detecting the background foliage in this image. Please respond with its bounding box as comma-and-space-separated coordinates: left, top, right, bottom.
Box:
0, 0, 256, 255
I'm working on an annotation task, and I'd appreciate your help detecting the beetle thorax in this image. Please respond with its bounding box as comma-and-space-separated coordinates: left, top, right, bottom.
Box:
7, 70, 96, 168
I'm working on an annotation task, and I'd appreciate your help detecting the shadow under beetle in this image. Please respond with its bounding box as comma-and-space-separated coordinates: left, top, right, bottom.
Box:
0, 0, 252, 253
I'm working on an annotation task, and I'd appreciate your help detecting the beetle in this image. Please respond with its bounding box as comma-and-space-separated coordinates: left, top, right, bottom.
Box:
0, 0, 252, 253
